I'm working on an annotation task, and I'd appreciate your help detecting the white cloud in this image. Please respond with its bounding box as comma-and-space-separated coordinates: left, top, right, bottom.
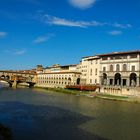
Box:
0, 32, 7, 38
69, 0, 97, 9
112, 23, 132, 29
33, 34, 54, 44
41, 14, 132, 30
108, 30, 123, 36
43, 14, 105, 28
4, 49, 26, 55
14, 50, 26, 55
37, 13, 133, 31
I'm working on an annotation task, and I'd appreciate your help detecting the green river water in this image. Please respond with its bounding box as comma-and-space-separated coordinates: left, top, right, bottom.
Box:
0, 87, 140, 140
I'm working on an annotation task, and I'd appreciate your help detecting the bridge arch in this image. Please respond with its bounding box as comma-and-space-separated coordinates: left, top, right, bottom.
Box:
0, 71, 36, 88
0, 75, 5, 79
5, 75, 10, 80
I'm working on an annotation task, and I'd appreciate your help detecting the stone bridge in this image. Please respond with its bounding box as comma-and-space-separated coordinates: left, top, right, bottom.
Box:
0, 70, 36, 88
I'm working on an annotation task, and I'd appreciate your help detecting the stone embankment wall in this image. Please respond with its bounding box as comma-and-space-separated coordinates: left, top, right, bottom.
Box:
100, 86, 140, 96
34, 84, 66, 88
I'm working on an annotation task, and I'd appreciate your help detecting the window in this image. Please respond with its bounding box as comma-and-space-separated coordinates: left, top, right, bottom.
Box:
90, 79, 92, 84
103, 67, 106, 72
130, 54, 137, 58
116, 64, 120, 71
110, 57, 114, 60
95, 79, 97, 83
96, 60, 98, 64
102, 57, 108, 60
90, 69, 92, 76
110, 65, 113, 71
132, 66, 135, 71
115, 56, 122, 59
122, 55, 127, 59
95, 68, 97, 75
123, 64, 127, 71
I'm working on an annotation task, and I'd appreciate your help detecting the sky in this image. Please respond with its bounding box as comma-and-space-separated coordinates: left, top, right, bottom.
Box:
0, 0, 140, 70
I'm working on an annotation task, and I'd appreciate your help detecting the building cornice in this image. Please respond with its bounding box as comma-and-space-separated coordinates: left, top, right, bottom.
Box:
37, 71, 81, 75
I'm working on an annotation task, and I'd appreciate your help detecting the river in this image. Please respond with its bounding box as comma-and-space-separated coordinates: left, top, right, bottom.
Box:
0, 86, 140, 140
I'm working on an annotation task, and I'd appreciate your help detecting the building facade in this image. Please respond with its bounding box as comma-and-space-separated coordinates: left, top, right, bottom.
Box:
80, 56, 100, 85
35, 50, 140, 89
36, 64, 81, 88
99, 51, 140, 87
79, 50, 140, 87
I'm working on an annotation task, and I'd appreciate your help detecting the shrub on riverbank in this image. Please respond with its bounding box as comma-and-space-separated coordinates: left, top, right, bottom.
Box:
47, 87, 91, 95
34, 87, 91, 95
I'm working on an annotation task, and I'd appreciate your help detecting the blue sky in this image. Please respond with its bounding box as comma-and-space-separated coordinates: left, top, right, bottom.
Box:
0, 0, 140, 70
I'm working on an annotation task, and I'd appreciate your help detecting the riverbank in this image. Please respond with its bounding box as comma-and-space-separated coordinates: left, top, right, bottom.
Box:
94, 93, 140, 103
34, 87, 140, 103
34, 87, 91, 95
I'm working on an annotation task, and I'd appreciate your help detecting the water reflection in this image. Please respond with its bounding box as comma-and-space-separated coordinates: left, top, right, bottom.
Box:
0, 82, 9, 88
0, 88, 140, 140
0, 123, 12, 140
0, 102, 108, 140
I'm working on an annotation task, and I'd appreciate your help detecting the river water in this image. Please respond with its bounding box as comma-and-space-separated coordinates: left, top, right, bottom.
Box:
0, 86, 140, 140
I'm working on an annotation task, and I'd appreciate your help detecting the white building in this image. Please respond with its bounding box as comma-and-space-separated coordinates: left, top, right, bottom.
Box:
36, 50, 140, 89
99, 50, 140, 87
80, 50, 140, 87
80, 56, 100, 85
36, 64, 81, 88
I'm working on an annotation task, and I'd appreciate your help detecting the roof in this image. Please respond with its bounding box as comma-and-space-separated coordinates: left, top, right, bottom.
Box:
0, 70, 36, 75
82, 50, 140, 59
46, 64, 78, 69
82, 55, 100, 60
97, 50, 140, 57
82, 55, 96, 59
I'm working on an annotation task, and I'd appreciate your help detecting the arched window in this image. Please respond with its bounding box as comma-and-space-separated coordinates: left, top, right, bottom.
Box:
103, 67, 106, 72
116, 64, 120, 71
123, 64, 127, 71
130, 73, 137, 86
102, 73, 107, 85
77, 78, 80, 85
114, 73, 121, 86
68, 78, 71, 85
110, 65, 113, 71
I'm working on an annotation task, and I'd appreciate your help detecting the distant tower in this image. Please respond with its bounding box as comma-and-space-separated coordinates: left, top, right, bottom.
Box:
36, 65, 44, 73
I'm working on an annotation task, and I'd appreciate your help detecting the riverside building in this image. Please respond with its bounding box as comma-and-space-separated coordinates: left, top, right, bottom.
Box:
36, 64, 81, 88
36, 50, 140, 91
99, 50, 140, 87
79, 55, 100, 85
80, 50, 140, 87
78, 50, 140, 96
